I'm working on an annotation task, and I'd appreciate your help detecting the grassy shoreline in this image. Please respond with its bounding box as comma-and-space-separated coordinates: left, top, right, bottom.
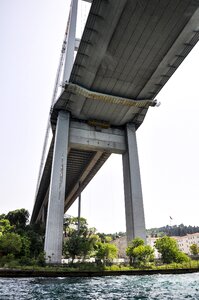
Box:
1, 268, 199, 278
1, 262, 199, 277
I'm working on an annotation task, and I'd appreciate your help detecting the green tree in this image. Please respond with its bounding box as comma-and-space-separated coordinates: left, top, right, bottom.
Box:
0, 210, 45, 264
63, 217, 99, 262
25, 223, 44, 258
155, 236, 189, 264
190, 244, 199, 256
64, 217, 88, 237
0, 232, 22, 256
0, 219, 13, 235
63, 234, 82, 262
126, 237, 144, 265
132, 245, 154, 267
95, 242, 118, 265
63, 233, 97, 262
6, 209, 29, 230
20, 235, 31, 257
0, 214, 6, 220
97, 233, 113, 243
128, 237, 144, 248
175, 251, 190, 263
126, 238, 154, 267
104, 236, 112, 243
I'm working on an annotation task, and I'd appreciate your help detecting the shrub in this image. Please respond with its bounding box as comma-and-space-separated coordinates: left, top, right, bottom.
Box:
36, 252, 46, 267
155, 236, 189, 264
126, 238, 154, 267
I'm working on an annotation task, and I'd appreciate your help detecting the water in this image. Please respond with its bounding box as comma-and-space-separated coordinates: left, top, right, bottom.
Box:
0, 273, 199, 299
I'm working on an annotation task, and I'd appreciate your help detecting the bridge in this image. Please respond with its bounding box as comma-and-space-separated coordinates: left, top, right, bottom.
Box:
31, 0, 199, 263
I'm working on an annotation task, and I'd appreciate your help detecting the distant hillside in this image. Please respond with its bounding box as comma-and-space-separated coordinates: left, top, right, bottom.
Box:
102, 224, 199, 240
147, 224, 199, 237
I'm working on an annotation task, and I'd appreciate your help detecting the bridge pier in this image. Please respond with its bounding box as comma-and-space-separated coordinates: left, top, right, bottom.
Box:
123, 124, 146, 243
44, 111, 70, 264
43, 118, 146, 263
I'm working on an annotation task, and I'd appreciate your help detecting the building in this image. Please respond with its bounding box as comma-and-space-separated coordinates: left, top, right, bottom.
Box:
173, 232, 199, 255
111, 236, 161, 258
112, 232, 199, 258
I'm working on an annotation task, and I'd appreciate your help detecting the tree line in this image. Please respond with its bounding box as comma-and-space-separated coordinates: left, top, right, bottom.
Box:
147, 224, 199, 237
0, 209, 198, 268
104, 224, 199, 241
0, 209, 45, 266
63, 217, 194, 267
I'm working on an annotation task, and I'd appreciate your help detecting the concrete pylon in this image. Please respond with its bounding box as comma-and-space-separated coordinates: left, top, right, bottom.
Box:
44, 111, 70, 263
122, 123, 146, 244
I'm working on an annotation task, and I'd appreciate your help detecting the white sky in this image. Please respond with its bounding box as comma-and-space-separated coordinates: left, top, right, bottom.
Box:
0, 0, 199, 233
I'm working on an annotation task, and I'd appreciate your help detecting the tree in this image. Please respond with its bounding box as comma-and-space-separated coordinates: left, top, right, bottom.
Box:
25, 223, 45, 258
20, 235, 31, 257
147, 224, 199, 237
64, 217, 89, 237
155, 236, 189, 264
0, 214, 6, 220
6, 209, 29, 230
0, 219, 13, 235
190, 244, 199, 256
126, 237, 144, 266
126, 238, 154, 267
63, 217, 100, 262
95, 242, 118, 265
128, 237, 144, 248
63, 232, 97, 262
175, 251, 190, 263
63, 234, 83, 262
0, 232, 22, 256
97, 233, 113, 243
0, 209, 45, 264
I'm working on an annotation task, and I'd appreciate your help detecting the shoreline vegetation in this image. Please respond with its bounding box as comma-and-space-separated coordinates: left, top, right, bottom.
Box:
1, 209, 199, 278
0, 264, 199, 278
1, 260, 199, 278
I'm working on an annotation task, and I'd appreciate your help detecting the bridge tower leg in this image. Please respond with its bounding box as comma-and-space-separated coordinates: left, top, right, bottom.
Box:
44, 0, 78, 264
122, 123, 146, 243
44, 111, 70, 263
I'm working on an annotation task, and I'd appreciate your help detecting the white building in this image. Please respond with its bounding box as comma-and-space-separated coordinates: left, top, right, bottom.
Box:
148, 232, 199, 256
172, 232, 199, 255
111, 232, 199, 258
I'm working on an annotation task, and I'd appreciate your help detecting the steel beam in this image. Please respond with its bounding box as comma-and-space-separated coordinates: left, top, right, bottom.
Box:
69, 121, 126, 154
44, 111, 70, 264
122, 124, 146, 243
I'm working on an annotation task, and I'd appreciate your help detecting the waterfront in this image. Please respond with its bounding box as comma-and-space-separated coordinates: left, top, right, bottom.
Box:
0, 273, 199, 299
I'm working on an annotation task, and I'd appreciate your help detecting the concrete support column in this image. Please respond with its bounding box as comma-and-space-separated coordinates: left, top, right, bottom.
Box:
122, 123, 146, 243
44, 111, 70, 263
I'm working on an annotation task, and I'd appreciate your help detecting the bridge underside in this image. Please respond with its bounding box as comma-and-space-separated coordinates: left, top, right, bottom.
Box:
31, 122, 116, 224
52, 0, 199, 124
31, 0, 199, 263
